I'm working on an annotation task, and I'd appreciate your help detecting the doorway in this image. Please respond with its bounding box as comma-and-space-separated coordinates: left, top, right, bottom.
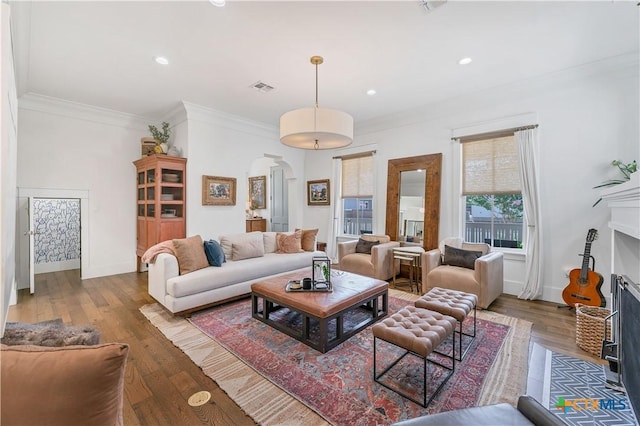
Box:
270, 166, 289, 232
17, 188, 89, 294
32, 198, 81, 274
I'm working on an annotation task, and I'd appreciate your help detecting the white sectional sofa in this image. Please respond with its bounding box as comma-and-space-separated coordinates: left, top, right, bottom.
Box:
148, 231, 324, 314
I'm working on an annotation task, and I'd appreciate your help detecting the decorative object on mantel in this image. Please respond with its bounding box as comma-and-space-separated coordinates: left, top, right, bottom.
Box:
280, 56, 353, 150
146, 121, 172, 155
592, 159, 637, 206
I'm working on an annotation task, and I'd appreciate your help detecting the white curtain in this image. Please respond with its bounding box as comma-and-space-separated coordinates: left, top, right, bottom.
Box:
326, 157, 342, 262
516, 128, 543, 300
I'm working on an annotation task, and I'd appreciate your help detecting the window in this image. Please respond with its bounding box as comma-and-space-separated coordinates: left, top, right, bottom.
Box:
461, 134, 524, 248
341, 154, 374, 235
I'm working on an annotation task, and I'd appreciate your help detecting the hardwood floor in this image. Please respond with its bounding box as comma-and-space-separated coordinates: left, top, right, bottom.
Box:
6, 270, 603, 425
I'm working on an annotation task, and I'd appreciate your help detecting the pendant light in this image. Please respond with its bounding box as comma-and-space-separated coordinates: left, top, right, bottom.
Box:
280, 56, 353, 150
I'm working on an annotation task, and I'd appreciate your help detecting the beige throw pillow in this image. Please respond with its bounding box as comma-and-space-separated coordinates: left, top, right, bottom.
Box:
232, 239, 265, 260
172, 235, 209, 275
295, 228, 319, 251
276, 230, 304, 254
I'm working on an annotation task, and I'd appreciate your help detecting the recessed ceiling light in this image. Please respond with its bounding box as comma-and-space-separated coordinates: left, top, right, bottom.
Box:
154, 56, 169, 65
366, 89, 377, 96
458, 57, 472, 65
209, 0, 226, 7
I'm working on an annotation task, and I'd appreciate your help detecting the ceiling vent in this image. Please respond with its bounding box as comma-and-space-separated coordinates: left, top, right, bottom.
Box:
250, 81, 275, 93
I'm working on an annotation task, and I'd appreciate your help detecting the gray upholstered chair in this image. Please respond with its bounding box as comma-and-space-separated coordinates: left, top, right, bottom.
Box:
337, 234, 400, 281
421, 237, 503, 309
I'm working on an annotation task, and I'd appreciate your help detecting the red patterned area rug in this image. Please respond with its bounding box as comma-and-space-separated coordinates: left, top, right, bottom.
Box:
189, 295, 510, 425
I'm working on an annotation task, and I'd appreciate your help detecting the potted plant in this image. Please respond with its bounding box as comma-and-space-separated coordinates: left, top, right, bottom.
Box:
147, 122, 171, 154
593, 159, 637, 206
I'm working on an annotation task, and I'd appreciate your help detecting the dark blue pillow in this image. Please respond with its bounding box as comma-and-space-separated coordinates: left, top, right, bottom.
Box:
203, 239, 225, 267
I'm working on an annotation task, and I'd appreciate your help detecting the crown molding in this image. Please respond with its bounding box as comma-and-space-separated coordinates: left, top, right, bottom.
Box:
18, 93, 150, 130
182, 101, 278, 139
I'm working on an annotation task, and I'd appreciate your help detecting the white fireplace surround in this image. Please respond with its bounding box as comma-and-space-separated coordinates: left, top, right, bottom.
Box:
600, 170, 640, 285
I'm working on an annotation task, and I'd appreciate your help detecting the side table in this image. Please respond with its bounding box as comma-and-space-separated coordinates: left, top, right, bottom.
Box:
392, 246, 425, 294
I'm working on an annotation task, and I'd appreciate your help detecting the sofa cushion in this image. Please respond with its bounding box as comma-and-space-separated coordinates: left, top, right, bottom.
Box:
339, 252, 374, 277
173, 235, 209, 275
203, 239, 225, 267
1, 343, 129, 426
263, 232, 278, 253
296, 228, 318, 251
219, 232, 263, 259
355, 238, 380, 254
276, 230, 304, 254
442, 245, 482, 270
166, 251, 322, 298
232, 239, 265, 260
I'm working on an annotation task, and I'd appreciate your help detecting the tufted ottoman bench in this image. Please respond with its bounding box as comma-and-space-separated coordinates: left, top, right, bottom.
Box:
372, 306, 456, 407
415, 287, 477, 361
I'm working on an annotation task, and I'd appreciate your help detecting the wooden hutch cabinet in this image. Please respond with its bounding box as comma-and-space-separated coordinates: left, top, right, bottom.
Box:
134, 155, 187, 270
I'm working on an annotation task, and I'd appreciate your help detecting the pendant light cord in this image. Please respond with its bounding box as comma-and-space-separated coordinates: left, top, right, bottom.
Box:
314, 58, 319, 149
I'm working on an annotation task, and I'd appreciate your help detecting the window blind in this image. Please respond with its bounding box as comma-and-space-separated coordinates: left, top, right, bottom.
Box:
462, 135, 521, 195
341, 154, 373, 198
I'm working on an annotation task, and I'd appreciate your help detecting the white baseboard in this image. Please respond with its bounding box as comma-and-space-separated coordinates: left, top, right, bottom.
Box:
35, 259, 80, 274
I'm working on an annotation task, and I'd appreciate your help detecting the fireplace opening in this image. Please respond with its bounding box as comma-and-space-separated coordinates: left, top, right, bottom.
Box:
607, 274, 640, 420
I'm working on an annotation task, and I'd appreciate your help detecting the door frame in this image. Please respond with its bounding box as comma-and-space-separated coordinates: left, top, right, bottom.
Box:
17, 188, 89, 291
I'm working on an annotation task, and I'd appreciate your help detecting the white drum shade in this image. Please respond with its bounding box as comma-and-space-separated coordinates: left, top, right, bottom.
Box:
280, 107, 353, 150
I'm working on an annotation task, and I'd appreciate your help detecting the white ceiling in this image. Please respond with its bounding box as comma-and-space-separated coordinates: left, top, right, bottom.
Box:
11, 1, 639, 126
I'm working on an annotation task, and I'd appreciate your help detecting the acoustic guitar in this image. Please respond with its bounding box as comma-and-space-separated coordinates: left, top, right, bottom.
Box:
562, 228, 605, 308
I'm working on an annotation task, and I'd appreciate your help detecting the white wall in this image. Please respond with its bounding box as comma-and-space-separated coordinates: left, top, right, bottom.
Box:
1, 3, 19, 335
17, 94, 148, 279
179, 102, 307, 240
304, 54, 639, 304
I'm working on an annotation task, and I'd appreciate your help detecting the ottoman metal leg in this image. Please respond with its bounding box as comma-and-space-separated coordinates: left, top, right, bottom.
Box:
373, 332, 455, 408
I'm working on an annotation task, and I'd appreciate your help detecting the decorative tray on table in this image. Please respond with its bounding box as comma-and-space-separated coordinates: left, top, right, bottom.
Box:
285, 280, 333, 293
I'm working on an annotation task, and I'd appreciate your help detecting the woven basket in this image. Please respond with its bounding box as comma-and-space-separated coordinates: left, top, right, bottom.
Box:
575, 303, 611, 357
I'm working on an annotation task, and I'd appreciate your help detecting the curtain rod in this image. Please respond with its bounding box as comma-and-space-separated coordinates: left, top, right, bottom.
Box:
332, 150, 376, 160
451, 124, 539, 142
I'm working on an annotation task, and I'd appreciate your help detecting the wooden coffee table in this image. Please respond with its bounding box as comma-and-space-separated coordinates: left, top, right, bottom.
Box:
251, 268, 388, 353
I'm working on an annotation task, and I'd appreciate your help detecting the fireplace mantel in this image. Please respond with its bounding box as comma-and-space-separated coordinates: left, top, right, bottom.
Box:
600, 171, 640, 239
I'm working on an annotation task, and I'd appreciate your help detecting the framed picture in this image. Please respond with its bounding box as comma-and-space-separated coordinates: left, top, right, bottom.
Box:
307, 179, 330, 206
248, 175, 267, 209
202, 175, 236, 206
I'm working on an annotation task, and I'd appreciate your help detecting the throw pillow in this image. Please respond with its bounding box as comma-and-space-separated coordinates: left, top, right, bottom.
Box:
276, 230, 304, 254
219, 232, 262, 259
355, 238, 380, 254
295, 228, 319, 251
263, 232, 278, 254
172, 235, 209, 275
203, 239, 225, 267
442, 244, 483, 270
232, 239, 265, 260
1, 343, 129, 426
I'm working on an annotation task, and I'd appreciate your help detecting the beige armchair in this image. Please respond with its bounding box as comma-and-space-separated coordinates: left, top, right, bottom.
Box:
421, 238, 503, 309
338, 235, 400, 281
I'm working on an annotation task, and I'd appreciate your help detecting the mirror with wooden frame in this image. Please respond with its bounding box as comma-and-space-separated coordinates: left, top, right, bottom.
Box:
385, 153, 442, 250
